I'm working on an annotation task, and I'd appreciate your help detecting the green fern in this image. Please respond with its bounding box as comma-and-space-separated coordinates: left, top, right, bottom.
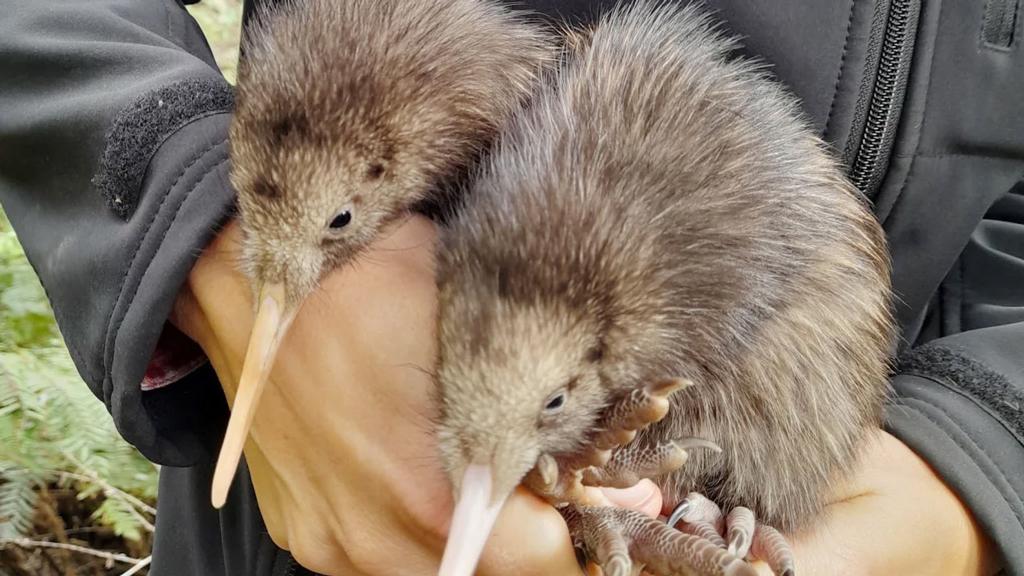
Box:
0, 211, 158, 543
0, 468, 38, 539
92, 498, 145, 542
186, 0, 242, 83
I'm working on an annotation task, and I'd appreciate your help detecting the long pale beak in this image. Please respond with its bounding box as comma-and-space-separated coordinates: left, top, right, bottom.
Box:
211, 283, 296, 508
437, 464, 509, 576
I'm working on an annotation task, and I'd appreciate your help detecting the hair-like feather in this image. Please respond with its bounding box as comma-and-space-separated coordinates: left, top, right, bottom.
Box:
230, 0, 553, 303
436, 1, 895, 531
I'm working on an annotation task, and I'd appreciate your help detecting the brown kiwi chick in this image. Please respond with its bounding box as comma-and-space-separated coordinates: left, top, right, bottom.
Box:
434, 2, 894, 575
213, 0, 552, 508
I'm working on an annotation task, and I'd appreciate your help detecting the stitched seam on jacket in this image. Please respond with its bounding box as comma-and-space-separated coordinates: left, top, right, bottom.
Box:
115, 155, 231, 349
900, 396, 1024, 528
958, 253, 966, 333
102, 139, 228, 389
884, 149, 918, 228
165, 0, 173, 42
106, 153, 230, 404
824, 0, 858, 140
880, 0, 944, 228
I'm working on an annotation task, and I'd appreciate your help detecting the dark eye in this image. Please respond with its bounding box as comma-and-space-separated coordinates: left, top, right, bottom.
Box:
542, 390, 567, 415
329, 210, 352, 229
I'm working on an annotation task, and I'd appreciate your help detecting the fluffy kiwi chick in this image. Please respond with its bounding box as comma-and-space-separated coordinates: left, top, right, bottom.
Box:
231, 0, 552, 302
212, 0, 552, 509
435, 1, 894, 569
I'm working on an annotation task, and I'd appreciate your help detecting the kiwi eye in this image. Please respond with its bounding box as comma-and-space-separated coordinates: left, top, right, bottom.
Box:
329, 210, 352, 229
542, 390, 567, 415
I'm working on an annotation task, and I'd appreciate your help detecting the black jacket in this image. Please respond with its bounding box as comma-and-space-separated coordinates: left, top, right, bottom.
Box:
1, 0, 1022, 574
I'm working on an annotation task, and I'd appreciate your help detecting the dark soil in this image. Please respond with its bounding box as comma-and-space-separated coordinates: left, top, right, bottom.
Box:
0, 484, 153, 576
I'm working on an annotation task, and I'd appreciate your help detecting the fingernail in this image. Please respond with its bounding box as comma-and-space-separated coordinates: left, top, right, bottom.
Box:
600, 483, 647, 506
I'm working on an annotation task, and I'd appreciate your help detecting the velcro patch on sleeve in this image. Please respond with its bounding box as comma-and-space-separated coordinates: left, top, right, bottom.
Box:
92, 77, 234, 219
900, 343, 1024, 441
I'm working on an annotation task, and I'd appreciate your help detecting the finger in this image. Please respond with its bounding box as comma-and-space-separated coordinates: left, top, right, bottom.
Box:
238, 441, 289, 549
212, 284, 297, 508
599, 479, 664, 518
477, 486, 583, 576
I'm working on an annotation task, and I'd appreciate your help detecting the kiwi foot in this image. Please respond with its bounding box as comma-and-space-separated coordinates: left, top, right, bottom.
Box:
562, 504, 757, 576
583, 438, 721, 489
668, 493, 795, 576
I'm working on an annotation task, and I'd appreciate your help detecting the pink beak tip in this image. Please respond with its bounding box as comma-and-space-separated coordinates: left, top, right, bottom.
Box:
437, 464, 508, 576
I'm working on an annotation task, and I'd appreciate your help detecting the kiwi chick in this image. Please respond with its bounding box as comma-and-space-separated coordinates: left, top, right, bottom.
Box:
434, 2, 894, 575
211, 0, 552, 508
230, 0, 553, 303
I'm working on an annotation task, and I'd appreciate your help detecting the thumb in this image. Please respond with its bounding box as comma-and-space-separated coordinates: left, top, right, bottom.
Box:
596, 479, 663, 518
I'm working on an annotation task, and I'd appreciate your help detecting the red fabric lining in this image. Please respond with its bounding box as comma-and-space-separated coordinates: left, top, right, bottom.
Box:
142, 324, 207, 391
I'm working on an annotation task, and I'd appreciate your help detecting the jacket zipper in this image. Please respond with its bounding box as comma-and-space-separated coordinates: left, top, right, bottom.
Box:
844, 0, 921, 198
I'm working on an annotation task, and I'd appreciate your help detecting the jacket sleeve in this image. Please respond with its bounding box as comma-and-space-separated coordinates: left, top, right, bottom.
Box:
0, 0, 237, 465
887, 186, 1024, 572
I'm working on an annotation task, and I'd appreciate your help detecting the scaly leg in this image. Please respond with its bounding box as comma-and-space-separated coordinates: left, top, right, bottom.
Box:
750, 525, 795, 576
562, 505, 757, 576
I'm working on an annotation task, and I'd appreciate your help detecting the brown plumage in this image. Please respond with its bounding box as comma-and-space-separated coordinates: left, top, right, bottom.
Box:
211, 0, 553, 508
231, 0, 552, 304
435, 2, 894, 575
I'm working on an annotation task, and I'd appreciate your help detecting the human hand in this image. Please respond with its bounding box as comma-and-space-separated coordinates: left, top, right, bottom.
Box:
747, 429, 1001, 576
172, 215, 661, 575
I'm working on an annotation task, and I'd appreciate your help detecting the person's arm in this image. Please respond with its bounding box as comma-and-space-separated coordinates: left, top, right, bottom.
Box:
890, 324, 1024, 574
0, 0, 235, 465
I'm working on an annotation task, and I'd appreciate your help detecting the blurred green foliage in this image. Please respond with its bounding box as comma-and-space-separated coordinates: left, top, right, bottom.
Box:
188, 0, 244, 84
0, 212, 158, 544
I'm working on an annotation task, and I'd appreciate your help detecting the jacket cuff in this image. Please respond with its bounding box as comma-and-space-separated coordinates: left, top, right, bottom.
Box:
887, 356, 1024, 572
102, 112, 236, 466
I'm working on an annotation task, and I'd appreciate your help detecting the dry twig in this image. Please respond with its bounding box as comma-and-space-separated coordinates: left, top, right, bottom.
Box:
120, 554, 152, 576
0, 537, 145, 566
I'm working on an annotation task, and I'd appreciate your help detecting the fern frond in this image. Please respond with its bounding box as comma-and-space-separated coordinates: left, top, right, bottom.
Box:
92, 497, 146, 542
0, 471, 39, 538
